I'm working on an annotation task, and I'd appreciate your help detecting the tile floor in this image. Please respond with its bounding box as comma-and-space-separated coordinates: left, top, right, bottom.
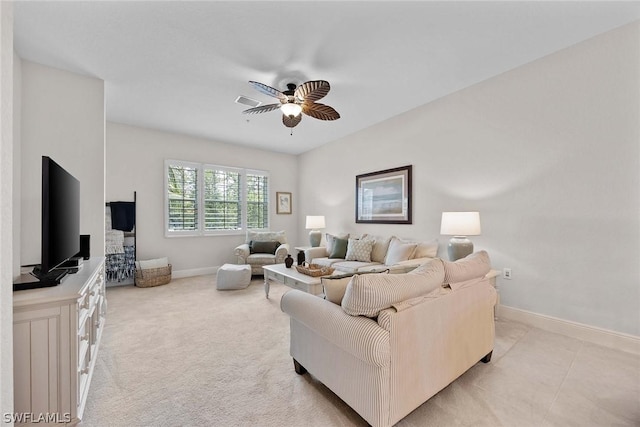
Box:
401, 319, 640, 426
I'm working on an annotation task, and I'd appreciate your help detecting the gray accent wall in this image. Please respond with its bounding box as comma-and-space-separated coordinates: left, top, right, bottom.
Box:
297, 22, 640, 336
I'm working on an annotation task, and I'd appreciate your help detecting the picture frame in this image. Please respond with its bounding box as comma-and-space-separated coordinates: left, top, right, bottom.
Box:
276, 192, 292, 214
356, 165, 412, 224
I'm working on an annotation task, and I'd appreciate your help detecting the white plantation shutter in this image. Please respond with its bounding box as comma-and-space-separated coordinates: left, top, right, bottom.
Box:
246, 172, 269, 229
165, 160, 269, 236
167, 162, 199, 232
204, 168, 241, 231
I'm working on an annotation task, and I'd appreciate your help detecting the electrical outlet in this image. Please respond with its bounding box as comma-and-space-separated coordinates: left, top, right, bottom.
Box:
503, 268, 512, 280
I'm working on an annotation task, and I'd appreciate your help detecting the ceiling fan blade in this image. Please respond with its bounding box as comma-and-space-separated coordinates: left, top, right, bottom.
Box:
282, 113, 302, 128
242, 103, 282, 115
295, 80, 330, 103
248, 81, 287, 101
302, 103, 340, 121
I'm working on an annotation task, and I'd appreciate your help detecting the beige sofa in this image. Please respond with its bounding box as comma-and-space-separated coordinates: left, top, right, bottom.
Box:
304, 233, 438, 274
280, 251, 496, 427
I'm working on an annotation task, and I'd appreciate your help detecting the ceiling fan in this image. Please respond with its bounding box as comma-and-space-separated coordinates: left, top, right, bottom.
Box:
242, 80, 340, 129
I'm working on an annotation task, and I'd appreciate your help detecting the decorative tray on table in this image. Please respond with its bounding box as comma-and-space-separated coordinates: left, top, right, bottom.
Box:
295, 263, 335, 277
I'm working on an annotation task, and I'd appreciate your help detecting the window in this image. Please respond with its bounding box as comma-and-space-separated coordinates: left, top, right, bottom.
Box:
165, 160, 269, 236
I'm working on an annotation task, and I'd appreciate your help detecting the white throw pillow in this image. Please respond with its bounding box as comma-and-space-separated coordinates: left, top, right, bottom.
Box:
137, 257, 169, 270
384, 237, 418, 265
342, 259, 444, 317
413, 238, 439, 259
345, 238, 374, 262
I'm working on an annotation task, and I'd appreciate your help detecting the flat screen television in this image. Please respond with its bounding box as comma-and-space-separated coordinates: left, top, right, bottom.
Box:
33, 156, 81, 284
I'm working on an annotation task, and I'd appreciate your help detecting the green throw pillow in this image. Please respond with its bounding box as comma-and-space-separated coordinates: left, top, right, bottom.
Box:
249, 240, 280, 255
329, 237, 348, 259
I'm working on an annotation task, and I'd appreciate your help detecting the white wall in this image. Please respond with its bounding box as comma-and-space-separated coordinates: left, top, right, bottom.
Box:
20, 60, 105, 266
0, 1, 13, 420
298, 22, 640, 336
106, 122, 299, 275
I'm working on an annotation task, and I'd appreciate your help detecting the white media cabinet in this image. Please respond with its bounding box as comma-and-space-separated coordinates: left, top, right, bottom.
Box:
12, 257, 106, 425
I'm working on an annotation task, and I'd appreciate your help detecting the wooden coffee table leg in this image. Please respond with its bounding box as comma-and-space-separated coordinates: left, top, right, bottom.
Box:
264, 274, 270, 299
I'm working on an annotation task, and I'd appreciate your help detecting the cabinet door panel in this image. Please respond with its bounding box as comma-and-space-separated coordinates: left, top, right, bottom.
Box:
30, 317, 59, 414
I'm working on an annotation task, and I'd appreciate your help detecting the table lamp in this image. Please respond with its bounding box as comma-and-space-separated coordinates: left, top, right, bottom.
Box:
440, 212, 481, 261
305, 215, 325, 247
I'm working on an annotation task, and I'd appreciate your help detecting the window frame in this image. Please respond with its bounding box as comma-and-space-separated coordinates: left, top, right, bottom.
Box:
164, 160, 270, 237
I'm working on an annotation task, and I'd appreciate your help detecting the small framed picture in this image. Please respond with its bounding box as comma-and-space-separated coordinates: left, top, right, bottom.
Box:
276, 192, 292, 214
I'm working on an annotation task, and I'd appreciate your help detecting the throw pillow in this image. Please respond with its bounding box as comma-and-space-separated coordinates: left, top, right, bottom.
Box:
384, 237, 418, 265
249, 240, 280, 255
325, 233, 349, 255
329, 237, 349, 259
362, 234, 391, 263
138, 257, 169, 270
412, 238, 439, 259
345, 238, 374, 262
342, 259, 444, 317
442, 250, 491, 284
322, 270, 391, 305
321, 276, 352, 305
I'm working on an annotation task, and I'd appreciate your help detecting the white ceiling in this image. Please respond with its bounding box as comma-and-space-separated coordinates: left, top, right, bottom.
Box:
13, 1, 640, 155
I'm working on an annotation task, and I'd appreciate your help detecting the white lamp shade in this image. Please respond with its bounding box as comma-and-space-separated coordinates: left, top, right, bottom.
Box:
440, 212, 481, 236
305, 215, 326, 229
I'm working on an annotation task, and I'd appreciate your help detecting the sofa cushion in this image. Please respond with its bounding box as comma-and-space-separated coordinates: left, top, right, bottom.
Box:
345, 238, 374, 262
331, 260, 381, 274
342, 259, 444, 317
384, 237, 418, 265
326, 233, 349, 255
311, 257, 341, 268
329, 237, 349, 258
249, 240, 279, 254
362, 234, 392, 264
442, 250, 491, 284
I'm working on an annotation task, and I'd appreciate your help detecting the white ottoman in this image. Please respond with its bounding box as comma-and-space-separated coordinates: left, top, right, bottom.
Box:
217, 263, 252, 290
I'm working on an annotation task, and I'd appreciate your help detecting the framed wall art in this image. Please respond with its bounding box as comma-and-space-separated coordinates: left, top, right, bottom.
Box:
276, 192, 292, 214
355, 165, 412, 224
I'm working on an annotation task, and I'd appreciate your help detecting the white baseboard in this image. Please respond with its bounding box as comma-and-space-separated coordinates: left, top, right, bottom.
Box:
497, 305, 640, 356
172, 266, 218, 279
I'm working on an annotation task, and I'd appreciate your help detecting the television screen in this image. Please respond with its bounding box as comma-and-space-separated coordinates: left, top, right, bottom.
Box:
41, 156, 80, 275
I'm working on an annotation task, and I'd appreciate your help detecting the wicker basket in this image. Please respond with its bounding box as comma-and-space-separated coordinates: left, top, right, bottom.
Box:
135, 264, 172, 287
295, 263, 335, 277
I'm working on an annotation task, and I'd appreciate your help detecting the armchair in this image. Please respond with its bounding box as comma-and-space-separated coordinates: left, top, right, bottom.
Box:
234, 230, 290, 275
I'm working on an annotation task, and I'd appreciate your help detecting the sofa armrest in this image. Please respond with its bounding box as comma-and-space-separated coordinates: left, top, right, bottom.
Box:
275, 243, 290, 263
281, 290, 390, 367
234, 243, 250, 263
304, 246, 329, 263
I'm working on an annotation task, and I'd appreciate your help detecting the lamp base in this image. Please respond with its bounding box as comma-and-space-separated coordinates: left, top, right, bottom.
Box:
309, 230, 322, 247
447, 236, 474, 261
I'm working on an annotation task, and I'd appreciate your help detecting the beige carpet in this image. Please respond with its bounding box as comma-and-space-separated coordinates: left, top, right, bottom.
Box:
81, 275, 640, 427
81, 275, 364, 427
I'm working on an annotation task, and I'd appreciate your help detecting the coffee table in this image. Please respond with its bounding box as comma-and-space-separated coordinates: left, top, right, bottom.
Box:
263, 263, 334, 298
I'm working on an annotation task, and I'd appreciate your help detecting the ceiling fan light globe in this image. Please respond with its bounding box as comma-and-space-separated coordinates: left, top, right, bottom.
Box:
281, 103, 302, 117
